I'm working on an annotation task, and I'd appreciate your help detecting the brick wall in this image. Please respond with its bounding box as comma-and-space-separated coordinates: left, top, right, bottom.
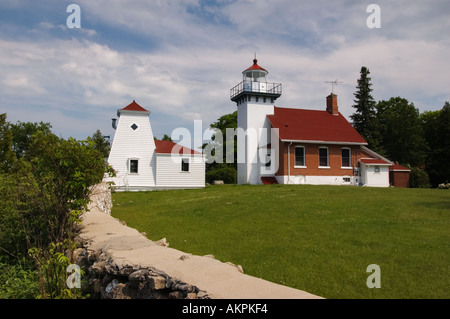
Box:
389, 171, 410, 188
276, 142, 369, 177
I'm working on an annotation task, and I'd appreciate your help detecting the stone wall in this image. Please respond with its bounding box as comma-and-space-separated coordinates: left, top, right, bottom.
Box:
72, 245, 209, 299
75, 182, 209, 299
86, 182, 113, 215
75, 182, 321, 299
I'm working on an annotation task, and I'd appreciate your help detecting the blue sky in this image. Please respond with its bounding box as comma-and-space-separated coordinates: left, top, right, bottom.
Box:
1, 0, 449, 147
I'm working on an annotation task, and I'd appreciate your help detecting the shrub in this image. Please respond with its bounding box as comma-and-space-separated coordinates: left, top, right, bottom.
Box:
206, 166, 237, 184
0, 115, 114, 298
0, 259, 39, 299
28, 241, 85, 299
409, 167, 431, 188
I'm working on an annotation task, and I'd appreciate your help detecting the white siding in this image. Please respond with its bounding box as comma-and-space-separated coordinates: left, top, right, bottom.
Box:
156, 154, 205, 188
107, 112, 156, 188
237, 99, 275, 185
360, 164, 390, 187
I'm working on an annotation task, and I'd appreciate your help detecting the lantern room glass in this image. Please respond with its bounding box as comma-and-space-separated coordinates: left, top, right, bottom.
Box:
244, 70, 267, 83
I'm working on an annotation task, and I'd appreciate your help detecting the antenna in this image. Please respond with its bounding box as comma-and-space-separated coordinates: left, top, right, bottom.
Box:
325, 79, 343, 94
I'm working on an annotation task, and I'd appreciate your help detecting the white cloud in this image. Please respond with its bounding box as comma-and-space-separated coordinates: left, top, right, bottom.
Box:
1, 0, 449, 140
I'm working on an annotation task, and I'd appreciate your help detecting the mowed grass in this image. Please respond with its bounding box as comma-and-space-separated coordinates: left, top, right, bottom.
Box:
111, 185, 449, 299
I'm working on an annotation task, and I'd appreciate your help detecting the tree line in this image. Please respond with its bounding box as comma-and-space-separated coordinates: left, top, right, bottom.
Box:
351, 66, 450, 187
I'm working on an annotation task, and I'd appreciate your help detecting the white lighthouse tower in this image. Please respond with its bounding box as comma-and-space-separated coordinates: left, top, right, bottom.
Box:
230, 58, 282, 184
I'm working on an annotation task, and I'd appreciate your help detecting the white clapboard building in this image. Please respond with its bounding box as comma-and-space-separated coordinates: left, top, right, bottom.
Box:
107, 100, 205, 191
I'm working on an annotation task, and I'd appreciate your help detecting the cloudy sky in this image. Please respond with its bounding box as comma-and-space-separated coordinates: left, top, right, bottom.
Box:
1, 0, 449, 147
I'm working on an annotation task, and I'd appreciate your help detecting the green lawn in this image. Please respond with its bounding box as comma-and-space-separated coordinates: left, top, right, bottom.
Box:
111, 184, 449, 299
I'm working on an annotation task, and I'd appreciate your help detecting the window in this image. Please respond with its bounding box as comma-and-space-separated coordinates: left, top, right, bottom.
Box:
181, 158, 189, 172
374, 165, 380, 173
295, 146, 305, 167
341, 148, 351, 168
129, 159, 138, 174
343, 177, 351, 183
131, 123, 138, 131
319, 147, 329, 167
265, 152, 271, 167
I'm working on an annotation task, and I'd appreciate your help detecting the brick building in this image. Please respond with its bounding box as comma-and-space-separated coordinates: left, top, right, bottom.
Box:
231, 58, 402, 187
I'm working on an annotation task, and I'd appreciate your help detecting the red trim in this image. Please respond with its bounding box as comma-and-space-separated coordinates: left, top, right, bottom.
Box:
389, 164, 410, 171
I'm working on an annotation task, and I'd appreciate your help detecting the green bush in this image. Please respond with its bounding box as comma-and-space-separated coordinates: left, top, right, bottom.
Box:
0, 114, 113, 298
28, 241, 85, 299
0, 260, 39, 299
409, 167, 431, 188
206, 166, 237, 184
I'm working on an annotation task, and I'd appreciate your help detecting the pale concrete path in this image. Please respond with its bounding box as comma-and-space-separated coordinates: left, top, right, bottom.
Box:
79, 208, 323, 299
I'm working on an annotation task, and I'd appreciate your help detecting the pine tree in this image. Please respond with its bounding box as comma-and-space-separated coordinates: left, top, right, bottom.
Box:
350, 66, 380, 150
89, 129, 111, 159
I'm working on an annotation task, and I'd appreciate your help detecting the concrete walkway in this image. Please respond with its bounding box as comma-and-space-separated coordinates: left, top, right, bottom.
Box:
79, 208, 322, 299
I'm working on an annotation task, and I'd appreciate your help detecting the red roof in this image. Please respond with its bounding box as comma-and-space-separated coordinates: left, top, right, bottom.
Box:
267, 107, 367, 145
245, 58, 267, 72
389, 163, 410, 171
154, 139, 202, 155
359, 158, 392, 165
121, 100, 150, 112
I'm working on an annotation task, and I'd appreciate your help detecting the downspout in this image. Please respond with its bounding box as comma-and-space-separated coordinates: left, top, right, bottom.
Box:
287, 142, 292, 184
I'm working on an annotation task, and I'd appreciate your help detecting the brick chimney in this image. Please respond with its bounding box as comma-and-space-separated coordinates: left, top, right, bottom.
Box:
326, 94, 339, 115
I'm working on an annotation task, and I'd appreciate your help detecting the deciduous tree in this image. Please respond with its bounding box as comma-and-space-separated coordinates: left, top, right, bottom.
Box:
375, 97, 426, 167
421, 102, 450, 185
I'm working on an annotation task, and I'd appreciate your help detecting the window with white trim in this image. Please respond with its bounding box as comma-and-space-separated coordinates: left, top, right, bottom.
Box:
374, 165, 380, 173
319, 147, 329, 167
129, 159, 138, 174
295, 146, 305, 167
341, 148, 351, 168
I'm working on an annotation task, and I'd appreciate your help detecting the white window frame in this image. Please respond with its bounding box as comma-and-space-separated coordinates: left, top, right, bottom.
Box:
294, 146, 306, 168
341, 147, 352, 169
374, 165, 380, 174
128, 158, 139, 174
318, 146, 329, 168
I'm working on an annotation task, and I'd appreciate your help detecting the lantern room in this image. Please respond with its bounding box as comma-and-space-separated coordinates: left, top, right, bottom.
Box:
230, 57, 282, 103
243, 58, 268, 83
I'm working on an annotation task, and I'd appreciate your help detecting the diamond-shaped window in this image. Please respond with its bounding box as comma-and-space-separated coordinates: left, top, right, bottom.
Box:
131, 123, 138, 131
